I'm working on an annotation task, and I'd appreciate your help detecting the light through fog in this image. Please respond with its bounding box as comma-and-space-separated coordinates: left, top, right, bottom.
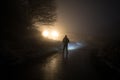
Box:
42, 30, 49, 37
42, 30, 59, 40
34, 23, 66, 41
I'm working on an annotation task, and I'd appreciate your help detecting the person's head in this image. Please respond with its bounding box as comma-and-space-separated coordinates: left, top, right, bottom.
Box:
65, 35, 67, 38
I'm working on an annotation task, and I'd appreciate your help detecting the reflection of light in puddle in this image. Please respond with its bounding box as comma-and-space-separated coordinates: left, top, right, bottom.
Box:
68, 42, 85, 50
42, 54, 61, 80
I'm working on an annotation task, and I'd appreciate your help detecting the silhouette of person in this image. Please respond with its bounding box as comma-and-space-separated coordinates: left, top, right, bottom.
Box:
62, 35, 70, 59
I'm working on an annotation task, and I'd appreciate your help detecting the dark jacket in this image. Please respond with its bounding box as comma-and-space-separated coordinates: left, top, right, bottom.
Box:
63, 37, 69, 45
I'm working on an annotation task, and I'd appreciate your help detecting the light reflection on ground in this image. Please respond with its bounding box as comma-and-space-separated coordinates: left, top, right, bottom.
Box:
41, 54, 62, 80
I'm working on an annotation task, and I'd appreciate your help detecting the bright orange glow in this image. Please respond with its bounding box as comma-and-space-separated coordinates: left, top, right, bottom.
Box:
51, 31, 59, 37
42, 31, 49, 37
42, 30, 59, 40
51, 31, 59, 40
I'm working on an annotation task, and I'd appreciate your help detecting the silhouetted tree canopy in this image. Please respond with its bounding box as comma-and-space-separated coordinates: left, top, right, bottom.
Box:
3, 0, 56, 40
1, 0, 57, 55
29, 0, 57, 24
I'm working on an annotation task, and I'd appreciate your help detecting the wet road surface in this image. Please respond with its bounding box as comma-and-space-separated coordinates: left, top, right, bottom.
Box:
1, 48, 120, 80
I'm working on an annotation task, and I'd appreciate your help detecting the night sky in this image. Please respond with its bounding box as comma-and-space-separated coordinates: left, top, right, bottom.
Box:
57, 0, 120, 40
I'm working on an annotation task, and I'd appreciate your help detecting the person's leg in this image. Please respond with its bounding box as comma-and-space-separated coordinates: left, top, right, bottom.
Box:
63, 45, 65, 58
64, 45, 67, 58
63, 45, 65, 53
66, 45, 68, 59
66, 44, 68, 54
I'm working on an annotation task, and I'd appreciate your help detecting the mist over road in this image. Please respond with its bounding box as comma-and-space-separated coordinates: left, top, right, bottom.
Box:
1, 43, 120, 80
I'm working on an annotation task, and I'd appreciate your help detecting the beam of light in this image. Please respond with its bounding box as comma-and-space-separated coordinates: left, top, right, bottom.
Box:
42, 30, 49, 37
68, 42, 85, 50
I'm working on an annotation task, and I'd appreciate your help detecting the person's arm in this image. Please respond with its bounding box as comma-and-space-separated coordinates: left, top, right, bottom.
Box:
68, 38, 70, 43
62, 38, 65, 43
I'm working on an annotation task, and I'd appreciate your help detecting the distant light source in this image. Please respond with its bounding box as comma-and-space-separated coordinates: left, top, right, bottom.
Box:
51, 31, 59, 37
42, 31, 49, 37
42, 30, 59, 40
51, 31, 59, 40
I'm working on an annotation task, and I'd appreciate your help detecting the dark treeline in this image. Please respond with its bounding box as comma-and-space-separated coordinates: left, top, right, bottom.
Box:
3, 0, 56, 40
1, 0, 57, 64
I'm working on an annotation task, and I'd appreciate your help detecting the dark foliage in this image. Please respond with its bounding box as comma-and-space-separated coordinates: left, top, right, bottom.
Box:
1, 0, 57, 64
